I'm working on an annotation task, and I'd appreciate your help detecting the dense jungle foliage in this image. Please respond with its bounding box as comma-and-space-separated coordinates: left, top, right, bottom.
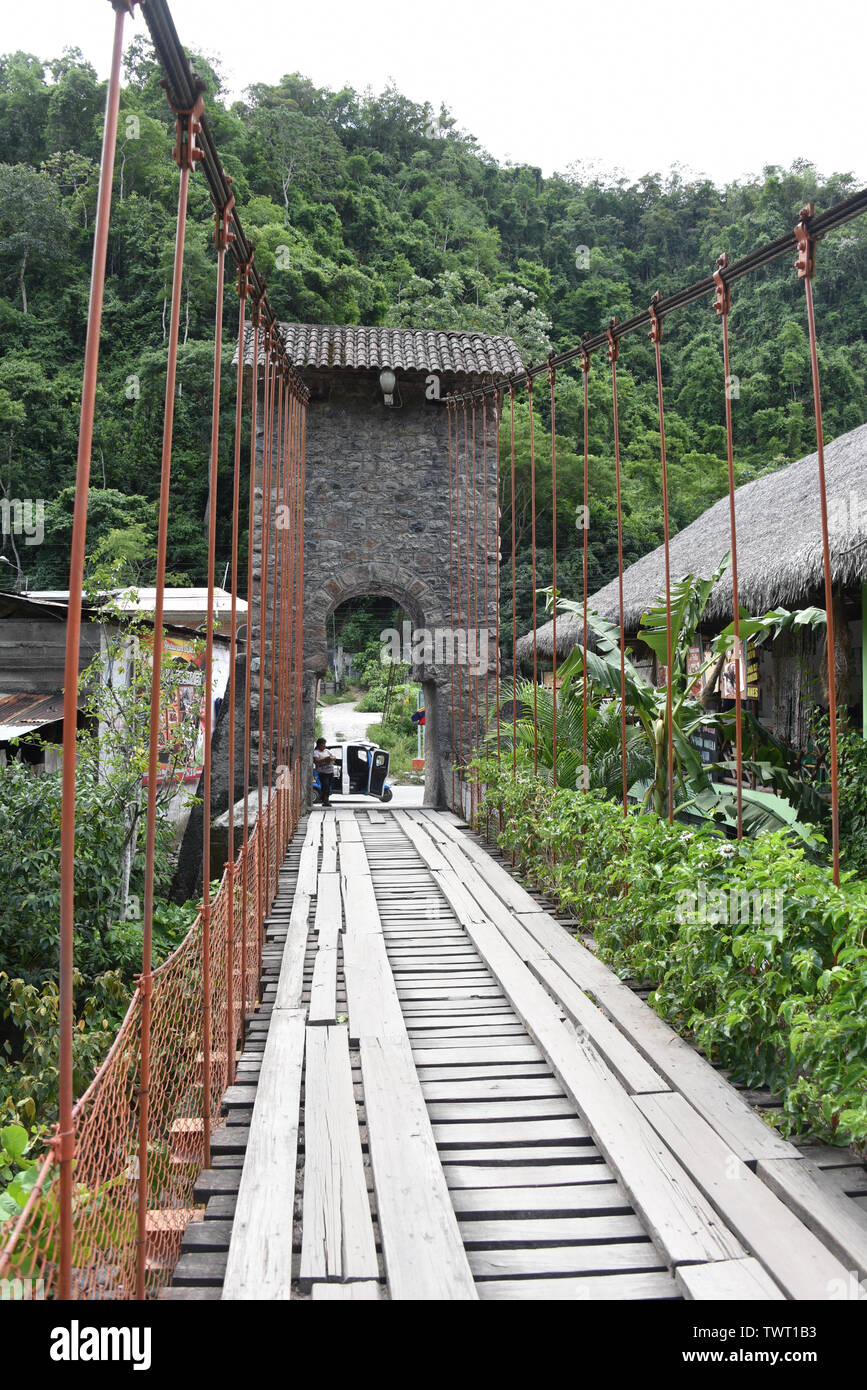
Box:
1, 41, 866, 631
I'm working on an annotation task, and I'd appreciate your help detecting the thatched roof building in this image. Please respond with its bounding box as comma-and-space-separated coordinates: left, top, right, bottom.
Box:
519, 420, 867, 665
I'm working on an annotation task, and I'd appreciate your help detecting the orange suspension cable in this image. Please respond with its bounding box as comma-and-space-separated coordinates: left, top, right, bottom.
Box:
548, 358, 558, 786
509, 385, 518, 780
137, 89, 200, 1301
795, 205, 841, 886
200, 195, 232, 1176
527, 376, 539, 776
57, 0, 129, 1301
714, 256, 744, 841
471, 397, 480, 818
581, 343, 591, 784
447, 401, 457, 810
241, 307, 260, 1017
226, 258, 252, 1083
649, 293, 676, 826
607, 321, 629, 817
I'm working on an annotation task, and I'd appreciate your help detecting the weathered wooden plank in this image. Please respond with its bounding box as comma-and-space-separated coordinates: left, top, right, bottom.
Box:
340, 873, 381, 937
468, 1242, 662, 1279
460, 1214, 645, 1245
477, 1270, 680, 1301
421, 1077, 564, 1102
636, 1092, 855, 1300
338, 841, 371, 878
432, 1118, 590, 1146
675, 1257, 786, 1301
314, 873, 342, 950
446, 912, 744, 1267
427, 1098, 578, 1123
408, 810, 541, 914
344, 934, 403, 1044
438, 1146, 596, 1165
411, 1044, 544, 1067
360, 1035, 478, 1301
273, 824, 321, 1011
756, 1157, 867, 1280
310, 1282, 384, 1301
445, 1163, 615, 1189
300, 1026, 379, 1286
222, 1009, 306, 1300
529, 956, 667, 1097
515, 909, 798, 1163
320, 815, 338, 873
452, 1183, 631, 1216
338, 818, 362, 842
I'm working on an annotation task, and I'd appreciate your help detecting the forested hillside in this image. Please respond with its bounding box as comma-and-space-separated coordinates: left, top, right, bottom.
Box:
1, 39, 865, 630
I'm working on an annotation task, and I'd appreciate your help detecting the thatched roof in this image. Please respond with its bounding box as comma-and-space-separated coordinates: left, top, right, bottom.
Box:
519, 420, 867, 663
237, 323, 524, 378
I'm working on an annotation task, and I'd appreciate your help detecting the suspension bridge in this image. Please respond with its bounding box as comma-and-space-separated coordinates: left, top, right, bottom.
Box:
1, 0, 866, 1303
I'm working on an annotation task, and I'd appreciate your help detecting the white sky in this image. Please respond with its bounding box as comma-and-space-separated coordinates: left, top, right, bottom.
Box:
4, 0, 866, 185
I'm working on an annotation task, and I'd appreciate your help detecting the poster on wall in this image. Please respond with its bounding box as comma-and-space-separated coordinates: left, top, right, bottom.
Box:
719, 637, 760, 702
160, 635, 207, 777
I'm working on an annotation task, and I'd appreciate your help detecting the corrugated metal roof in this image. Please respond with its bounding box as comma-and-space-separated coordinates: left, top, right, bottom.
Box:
240, 323, 525, 377
0, 692, 66, 740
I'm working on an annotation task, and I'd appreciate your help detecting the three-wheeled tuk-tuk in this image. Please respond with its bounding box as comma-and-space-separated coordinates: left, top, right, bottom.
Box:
313, 740, 394, 804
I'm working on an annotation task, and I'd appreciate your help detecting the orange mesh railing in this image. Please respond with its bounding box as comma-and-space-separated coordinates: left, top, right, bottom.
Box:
0, 791, 298, 1298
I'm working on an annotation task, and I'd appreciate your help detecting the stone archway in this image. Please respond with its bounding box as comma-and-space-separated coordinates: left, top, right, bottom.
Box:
303, 563, 452, 808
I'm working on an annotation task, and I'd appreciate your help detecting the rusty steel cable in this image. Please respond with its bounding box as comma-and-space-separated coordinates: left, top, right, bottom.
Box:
241, 308, 260, 1015
509, 385, 518, 780
527, 376, 539, 775
796, 206, 841, 887
454, 401, 465, 812
199, 198, 231, 1179
136, 94, 197, 1301
56, 0, 130, 1302
548, 359, 558, 786
714, 255, 745, 841
581, 345, 591, 782
472, 397, 481, 817
649, 294, 676, 826
447, 402, 457, 810
607, 322, 629, 817
225, 260, 251, 1084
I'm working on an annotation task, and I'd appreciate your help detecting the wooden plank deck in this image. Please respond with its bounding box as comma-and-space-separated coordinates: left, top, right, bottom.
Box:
189, 805, 867, 1303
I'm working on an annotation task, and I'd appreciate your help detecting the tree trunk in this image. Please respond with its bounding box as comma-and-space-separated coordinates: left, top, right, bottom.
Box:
19, 249, 28, 315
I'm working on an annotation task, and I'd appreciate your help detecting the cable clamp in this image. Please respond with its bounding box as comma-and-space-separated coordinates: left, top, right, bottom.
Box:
795, 202, 816, 280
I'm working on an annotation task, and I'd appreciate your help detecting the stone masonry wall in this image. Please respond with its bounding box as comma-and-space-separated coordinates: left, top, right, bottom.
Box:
251, 371, 500, 809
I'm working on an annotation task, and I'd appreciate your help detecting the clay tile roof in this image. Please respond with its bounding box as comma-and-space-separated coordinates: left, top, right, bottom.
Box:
240, 323, 524, 378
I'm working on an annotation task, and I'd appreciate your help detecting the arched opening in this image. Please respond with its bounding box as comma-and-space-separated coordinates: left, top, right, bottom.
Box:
302, 566, 452, 809
315, 595, 425, 806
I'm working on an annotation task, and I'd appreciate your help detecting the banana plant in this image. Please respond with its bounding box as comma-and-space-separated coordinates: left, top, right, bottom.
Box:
490, 671, 654, 796
547, 557, 828, 836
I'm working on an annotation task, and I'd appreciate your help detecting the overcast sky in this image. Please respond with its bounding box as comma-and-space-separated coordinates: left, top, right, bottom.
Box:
4, 0, 866, 186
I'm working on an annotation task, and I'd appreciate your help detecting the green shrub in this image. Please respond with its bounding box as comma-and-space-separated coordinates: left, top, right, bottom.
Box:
476, 753, 867, 1149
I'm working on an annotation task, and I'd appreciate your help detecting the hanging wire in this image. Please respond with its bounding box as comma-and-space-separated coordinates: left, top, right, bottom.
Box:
548, 359, 558, 786
56, 0, 129, 1302
607, 321, 629, 816
714, 255, 745, 840
527, 376, 539, 775
136, 91, 197, 1300
581, 344, 591, 784
795, 205, 841, 886
649, 293, 676, 826
509, 385, 518, 781
447, 402, 458, 811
